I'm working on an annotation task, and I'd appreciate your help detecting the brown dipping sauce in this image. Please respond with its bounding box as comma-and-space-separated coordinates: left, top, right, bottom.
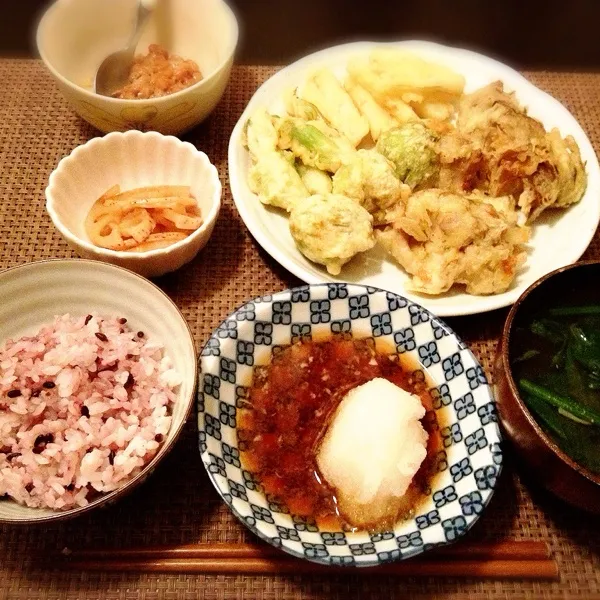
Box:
238, 338, 443, 532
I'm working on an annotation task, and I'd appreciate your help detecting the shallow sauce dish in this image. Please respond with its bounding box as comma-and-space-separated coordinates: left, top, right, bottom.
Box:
45, 130, 221, 278
228, 40, 600, 317
36, 0, 238, 135
198, 284, 501, 566
495, 261, 600, 513
0, 260, 197, 523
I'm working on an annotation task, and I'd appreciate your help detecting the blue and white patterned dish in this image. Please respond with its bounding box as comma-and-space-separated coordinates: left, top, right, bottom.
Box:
198, 284, 502, 567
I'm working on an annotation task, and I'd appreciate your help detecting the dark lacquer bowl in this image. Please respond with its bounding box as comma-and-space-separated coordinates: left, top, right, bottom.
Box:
495, 260, 600, 513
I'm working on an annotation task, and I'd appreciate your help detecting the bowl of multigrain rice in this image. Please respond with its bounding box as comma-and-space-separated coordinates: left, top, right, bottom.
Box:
0, 259, 197, 523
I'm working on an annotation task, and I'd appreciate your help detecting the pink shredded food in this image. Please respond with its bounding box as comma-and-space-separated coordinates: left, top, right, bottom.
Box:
0, 314, 181, 510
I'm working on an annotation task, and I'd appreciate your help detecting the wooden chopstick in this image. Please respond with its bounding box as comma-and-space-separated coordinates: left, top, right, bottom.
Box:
64, 540, 549, 561
55, 541, 558, 580
56, 557, 558, 579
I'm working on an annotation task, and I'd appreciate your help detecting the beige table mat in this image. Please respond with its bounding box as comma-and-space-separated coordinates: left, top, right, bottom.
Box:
0, 60, 599, 600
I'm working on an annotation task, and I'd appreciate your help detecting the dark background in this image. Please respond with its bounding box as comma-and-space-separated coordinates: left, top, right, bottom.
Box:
2, 0, 600, 69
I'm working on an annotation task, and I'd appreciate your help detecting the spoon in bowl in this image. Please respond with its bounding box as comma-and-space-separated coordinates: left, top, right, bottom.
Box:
94, 0, 156, 97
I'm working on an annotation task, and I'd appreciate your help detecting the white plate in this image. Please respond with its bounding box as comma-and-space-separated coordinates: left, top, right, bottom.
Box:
228, 40, 600, 317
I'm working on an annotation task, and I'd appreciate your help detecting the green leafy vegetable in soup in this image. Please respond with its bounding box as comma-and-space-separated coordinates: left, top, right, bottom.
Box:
569, 322, 600, 388
511, 305, 600, 474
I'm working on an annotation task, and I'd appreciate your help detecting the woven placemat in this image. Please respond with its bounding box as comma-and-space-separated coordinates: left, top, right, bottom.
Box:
0, 60, 599, 600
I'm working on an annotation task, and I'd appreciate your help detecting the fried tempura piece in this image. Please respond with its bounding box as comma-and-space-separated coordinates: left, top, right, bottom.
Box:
414, 101, 455, 122
289, 194, 375, 275
284, 88, 322, 121
248, 151, 308, 212
449, 82, 587, 221
302, 70, 370, 147
296, 163, 333, 195
377, 189, 530, 295
437, 130, 487, 193
332, 149, 409, 224
377, 122, 439, 189
277, 117, 355, 173
546, 128, 588, 209
348, 50, 465, 102
244, 109, 312, 212
244, 108, 279, 156
344, 77, 398, 142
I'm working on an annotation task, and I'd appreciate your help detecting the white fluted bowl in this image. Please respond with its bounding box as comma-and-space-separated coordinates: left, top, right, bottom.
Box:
45, 131, 221, 278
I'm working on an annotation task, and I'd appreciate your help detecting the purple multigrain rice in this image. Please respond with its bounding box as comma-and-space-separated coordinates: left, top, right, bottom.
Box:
33, 434, 54, 454
0, 313, 181, 511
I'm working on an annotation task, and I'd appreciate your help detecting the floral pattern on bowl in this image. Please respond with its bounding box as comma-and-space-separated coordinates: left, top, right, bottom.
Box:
198, 284, 502, 567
